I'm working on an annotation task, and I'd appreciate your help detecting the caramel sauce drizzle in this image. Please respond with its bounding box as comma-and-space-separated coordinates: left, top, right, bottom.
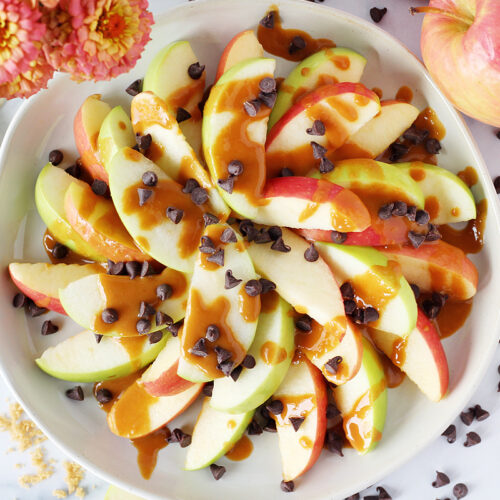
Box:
225, 435, 253, 461
274, 394, 316, 427
131, 427, 170, 480
43, 230, 102, 267
260, 341, 288, 365
395, 86, 413, 103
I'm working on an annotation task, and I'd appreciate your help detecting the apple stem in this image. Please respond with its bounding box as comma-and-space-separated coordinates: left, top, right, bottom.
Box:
409, 6, 472, 26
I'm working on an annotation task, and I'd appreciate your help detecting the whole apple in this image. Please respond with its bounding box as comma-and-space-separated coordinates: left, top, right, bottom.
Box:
413, 0, 500, 127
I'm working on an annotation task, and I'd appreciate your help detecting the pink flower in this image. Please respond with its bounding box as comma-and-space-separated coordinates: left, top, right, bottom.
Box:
42, 0, 154, 81
0, 0, 47, 84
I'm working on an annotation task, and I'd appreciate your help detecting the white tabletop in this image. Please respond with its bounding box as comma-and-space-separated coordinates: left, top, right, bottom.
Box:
0, 1, 498, 498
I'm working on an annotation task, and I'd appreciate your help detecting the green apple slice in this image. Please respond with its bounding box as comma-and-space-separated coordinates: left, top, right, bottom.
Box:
316, 242, 417, 336
184, 397, 254, 471
394, 162, 476, 224
269, 47, 366, 128
332, 337, 387, 454
105, 485, 145, 500
36, 330, 167, 383
35, 164, 106, 261
97, 106, 136, 171
210, 293, 295, 413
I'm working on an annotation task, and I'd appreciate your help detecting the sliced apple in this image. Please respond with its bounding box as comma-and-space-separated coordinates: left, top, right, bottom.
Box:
215, 29, 264, 81
265, 82, 381, 178
252, 176, 370, 232
97, 105, 136, 172
332, 100, 420, 160
130, 92, 229, 219
35, 164, 107, 261
210, 292, 295, 413
108, 147, 207, 273
74, 94, 111, 181
177, 223, 260, 383
184, 397, 254, 470
332, 337, 387, 454
203, 57, 276, 219
64, 181, 147, 262
369, 309, 449, 401
107, 378, 203, 439
9, 262, 100, 314
316, 242, 417, 337
395, 161, 476, 224
59, 268, 189, 337
36, 330, 167, 383
379, 241, 478, 301
105, 485, 144, 500
141, 335, 194, 397
272, 352, 327, 481
269, 47, 367, 128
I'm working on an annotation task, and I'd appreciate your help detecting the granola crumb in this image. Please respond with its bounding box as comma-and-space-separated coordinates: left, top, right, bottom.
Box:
63, 460, 85, 497
76, 486, 86, 498
53, 489, 67, 499
18, 446, 55, 488
14, 463, 24, 469
0, 402, 46, 451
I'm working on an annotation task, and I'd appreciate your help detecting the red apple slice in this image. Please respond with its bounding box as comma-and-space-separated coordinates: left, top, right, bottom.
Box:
369, 309, 449, 401
272, 351, 327, 481
265, 82, 381, 178
9, 262, 101, 314
379, 241, 478, 300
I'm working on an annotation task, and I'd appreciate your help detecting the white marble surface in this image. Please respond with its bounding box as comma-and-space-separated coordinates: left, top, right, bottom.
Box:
0, 0, 498, 498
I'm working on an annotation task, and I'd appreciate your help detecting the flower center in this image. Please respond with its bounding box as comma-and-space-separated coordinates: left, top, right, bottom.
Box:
98, 12, 126, 39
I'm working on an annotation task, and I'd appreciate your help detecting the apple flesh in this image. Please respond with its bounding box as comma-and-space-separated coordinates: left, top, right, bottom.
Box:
104, 485, 144, 500
9, 262, 100, 315
215, 29, 264, 81
269, 47, 367, 128
265, 82, 381, 178
210, 293, 295, 413
369, 309, 449, 401
332, 337, 387, 454
379, 240, 478, 301
272, 352, 327, 481
36, 330, 167, 383
73, 94, 111, 181
184, 397, 254, 471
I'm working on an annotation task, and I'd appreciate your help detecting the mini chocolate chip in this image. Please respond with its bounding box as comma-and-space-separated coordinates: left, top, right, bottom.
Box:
91, 179, 108, 196
496, 131, 500, 140
422, 299, 441, 319
258, 90, 277, 108
370, 6, 387, 23
182, 178, 200, 194
340, 282, 355, 299
453, 483, 468, 499
364, 307, 380, 323
271, 237, 291, 252
254, 228, 272, 244
243, 99, 261, 117
325, 356, 343, 374
188, 62, 205, 80
207, 248, 224, 266
442, 424, 456, 443
126, 79, 142, 96
408, 231, 426, 248
494, 176, 500, 194
279, 167, 294, 177
140, 261, 153, 277
432, 292, 448, 308
306, 120, 326, 136
225, 270, 242, 289
136, 133, 152, 151
239, 219, 254, 236
12, 292, 27, 308
199, 235, 216, 254
281, 480, 294, 493
403, 125, 429, 144
415, 209, 430, 225
319, 157, 335, 173
259, 278, 276, 293
392, 201, 407, 216
363, 496, 379, 500
191, 186, 208, 205
433, 471, 450, 488
176, 107, 191, 123
65, 386, 84, 401
156, 283, 173, 301
95, 334, 103, 343
26, 300, 48, 317
132, 144, 140, 151
344, 495, 360, 500
41, 320, 58, 336
245, 279, 263, 297
331, 231, 347, 244
202, 381, 214, 397
205, 324, 220, 343
464, 431, 481, 447
389, 142, 409, 162
326, 403, 340, 419
138, 301, 155, 318
168, 428, 192, 448
242, 354, 256, 369
378, 202, 395, 220
101, 308, 118, 324
210, 464, 226, 480
137, 188, 153, 206
220, 228, 237, 243
425, 138, 442, 154
247, 420, 263, 435
215, 346, 232, 364
230, 365, 243, 381
376, 487, 391, 500
426, 223, 442, 241
352, 307, 366, 324
295, 315, 312, 332
217, 359, 234, 376
51, 242, 69, 259
49, 149, 63, 165
96, 388, 113, 404
107, 260, 125, 275
289, 416, 305, 431
203, 213, 219, 226
142, 171, 158, 187
289, 35, 306, 54
166, 206, 184, 224
406, 205, 417, 221
344, 299, 356, 315
125, 261, 141, 279
263, 419, 277, 433
259, 77, 276, 93
166, 321, 182, 337
473, 404, 490, 421
65, 164, 82, 178
311, 140, 327, 159
155, 311, 172, 326
260, 10, 275, 28
410, 283, 420, 298
460, 408, 474, 426
136, 318, 151, 334
227, 160, 244, 177
268, 226, 282, 240
190, 337, 208, 357
218, 177, 234, 193
266, 399, 284, 415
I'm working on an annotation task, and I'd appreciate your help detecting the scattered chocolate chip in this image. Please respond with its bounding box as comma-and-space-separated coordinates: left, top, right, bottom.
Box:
65, 164, 81, 178
403, 125, 429, 144
217, 359, 234, 376
425, 138, 442, 154
138, 301, 155, 318
406, 205, 417, 221
182, 178, 200, 195
207, 248, 224, 267
220, 228, 237, 243
422, 299, 440, 319
473, 404, 490, 421
326, 403, 340, 419
426, 223, 442, 241
432, 292, 448, 308
289, 416, 305, 431
132, 144, 140, 152
494, 176, 500, 194
107, 260, 124, 275
303, 243, 319, 262
156, 283, 173, 301
126, 79, 142, 96
166, 206, 184, 224
205, 324, 220, 343
319, 157, 335, 173
227, 160, 244, 177
176, 107, 191, 123
66, 386, 84, 401
464, 431, 481, 447
140, 261, 153, 277
199, 235, 216, 254
255, 229, 273, 245
344, 494, 360, 500
352, 308, 366, 324
51, 242, 69, 260
306, 120, 326, 136
268, 226, 282, 241
363, 496, 379, 500
136, 318, 151, 334
95, 388, 113, 404
263, 419, 277, 433
344, 299, 356, 315
370, 7, 387, 23
364, 307, 380, 323
260, 10, 275, 28
376, 487, 392, 500
188, 62, 205, 80
245, 279, 263, 297
125, 261, 141, 279
259, 278, 276, 293
453, 483, 468, 499
136, 133, 152, 151
243, 99, 261, 117
95, 334, 103, 343
41, 320, 58, 336
271, 237, 291, 252
378, 203, 394, 220
266, 399, 284, 415
202, 381, 214, 397
408, 230, 426, 248
389, 142, 409, 162
280, 480, 294, 493
26, 300, 48, 317
217, 177, 234, 194
279, 167, 294, 177
166, 321, 182, 337
460, 409, 474, 426
190, 337, 208, 357
340, 282, 354, 299
101, 308, 118, 324
239, 219, 255, 237
432, 471, 450, 488
289, 35, 306, 54
168, 428, 192, 448
442, 424, 456, 443
142, 171, 158, 187
215, 346, 232, 364
496, 131, 500, 140
137, 188, 153, 206
49, 149, 63, 165
415, 209, 430, 225
12, 292, 27, 309
91, 179, 108, 196
210, 464, 226, 480
242, 354, 256, 369
191, 186, 208, 205
325, 356, 343, 374
331, 231, 347, 244
230, 365, 243, 381
203, 213, 219, 226
258, 90, 277, 108
155, 311, 172, 326
311, 140, 327, 159
295, 315, 312, 332
392, 200, 407, 216
259, 77, 276, 94
224, 270, 242, 290
247, 420, 263, 435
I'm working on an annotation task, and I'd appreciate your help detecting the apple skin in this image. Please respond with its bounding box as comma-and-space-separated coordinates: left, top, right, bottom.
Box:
104, 485, 144, 500
369, 309, 449, 401
215, 29, 263, 81
419, 0, 500, 126
73, 94, 111, 181
9, 262, 101, 314
379, 240, 478, 300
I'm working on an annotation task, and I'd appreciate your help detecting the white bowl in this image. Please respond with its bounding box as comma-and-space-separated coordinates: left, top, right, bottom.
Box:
0, 0, 499, 498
